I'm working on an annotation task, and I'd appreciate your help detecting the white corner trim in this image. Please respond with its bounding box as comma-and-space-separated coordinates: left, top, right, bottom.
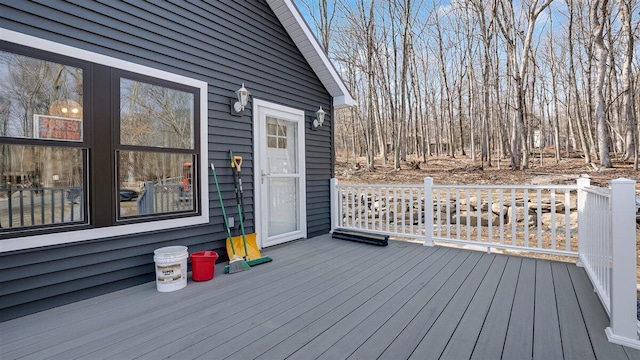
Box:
0, 28, 210, 253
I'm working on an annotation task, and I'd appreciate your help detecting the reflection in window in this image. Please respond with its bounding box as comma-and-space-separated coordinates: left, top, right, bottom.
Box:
266, 117, 297, 174
0, 51, 83, 140
0, 145, 85, 229
267, 120, 288, 149
117, 151, 194, 218
120, 78, 194, 149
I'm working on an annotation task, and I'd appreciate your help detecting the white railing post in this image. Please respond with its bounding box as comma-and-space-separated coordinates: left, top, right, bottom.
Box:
424, 177, 434, 247
605, 178, 640, 349
330, 178, 338, 233
576, 177, 591, 267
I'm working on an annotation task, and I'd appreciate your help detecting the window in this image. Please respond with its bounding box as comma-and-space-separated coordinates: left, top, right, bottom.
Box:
267, 118, 288, 149
116, 76, 198, 219
0, 31, 208, 251
0, 50, 88, 232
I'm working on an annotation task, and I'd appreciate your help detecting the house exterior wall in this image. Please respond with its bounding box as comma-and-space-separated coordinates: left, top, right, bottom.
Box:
0, 0, 334, 321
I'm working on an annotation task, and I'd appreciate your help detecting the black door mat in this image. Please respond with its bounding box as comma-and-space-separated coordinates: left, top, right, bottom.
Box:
332, 229, 389, 246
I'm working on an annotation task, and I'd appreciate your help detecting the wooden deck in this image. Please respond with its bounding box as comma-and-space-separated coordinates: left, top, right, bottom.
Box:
1, 235, 639, 360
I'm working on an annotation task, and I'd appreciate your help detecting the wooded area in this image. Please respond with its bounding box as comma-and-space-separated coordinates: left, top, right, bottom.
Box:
300, 0, 640, 171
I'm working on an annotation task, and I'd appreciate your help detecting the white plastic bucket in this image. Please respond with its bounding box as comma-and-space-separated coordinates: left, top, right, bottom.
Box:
153, 246, 188, 292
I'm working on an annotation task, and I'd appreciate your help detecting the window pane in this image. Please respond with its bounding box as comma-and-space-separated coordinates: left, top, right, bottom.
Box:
117, 151, 195, 218
0, 144, 85, 229
266, 117, 297, 174
267, 177, 299, 236
120, 79, 194, 149
0, 51, 83, 140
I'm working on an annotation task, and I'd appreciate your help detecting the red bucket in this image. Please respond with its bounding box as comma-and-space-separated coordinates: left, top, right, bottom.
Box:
190, 251, 219, 281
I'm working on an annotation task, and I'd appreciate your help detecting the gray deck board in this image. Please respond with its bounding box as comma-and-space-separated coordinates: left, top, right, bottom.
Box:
1, 235, 636, 360
407, 254, 500, 359
347, 250, 476, 359
470, 256, 521, 360
315, 248, 460, 360
102, 241, 378, 359
0, 237, 331, 345
553, 262, 597, 360
378, 251, 488, 359
247, 245, 437, 360
6, 238, 351, 359
437, 254, 508, 360
533, 260, 563, 360
165, 242, 421, 359
502, 257, 536, 359
276, 246, 447, 360
68, 242, 365, 359
567, 265, 635, 360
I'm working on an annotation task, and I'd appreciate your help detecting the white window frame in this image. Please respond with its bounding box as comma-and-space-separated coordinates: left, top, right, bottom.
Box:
0, 28, 209, 253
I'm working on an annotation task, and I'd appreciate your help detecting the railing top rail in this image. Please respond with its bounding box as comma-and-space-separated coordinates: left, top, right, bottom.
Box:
432, 184, 579, 190
337, 183, 579, 191
0, 186, 81, 191
580, 185, 611, 197
336, 184, 423, 189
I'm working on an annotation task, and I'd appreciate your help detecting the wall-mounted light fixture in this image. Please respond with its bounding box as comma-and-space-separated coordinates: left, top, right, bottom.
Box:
230, 83, 251, 116
312, 106, 326, 129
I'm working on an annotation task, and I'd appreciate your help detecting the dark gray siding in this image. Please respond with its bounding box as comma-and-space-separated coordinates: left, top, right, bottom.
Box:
0, 0, 333, 321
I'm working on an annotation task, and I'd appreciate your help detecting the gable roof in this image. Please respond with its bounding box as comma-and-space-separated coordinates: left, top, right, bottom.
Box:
266, 0, 356, 109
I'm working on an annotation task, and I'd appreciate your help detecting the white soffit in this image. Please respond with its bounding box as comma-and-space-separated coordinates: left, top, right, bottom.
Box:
266, 0, 356, 109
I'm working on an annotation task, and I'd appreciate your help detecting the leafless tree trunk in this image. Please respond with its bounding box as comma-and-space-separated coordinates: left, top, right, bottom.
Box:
566, 0, 591, 163
619, 0, 637, 168
591, 0, 612, 167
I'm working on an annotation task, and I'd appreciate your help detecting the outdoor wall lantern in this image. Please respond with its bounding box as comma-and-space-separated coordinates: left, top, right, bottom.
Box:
231, 83, 250, 116
312, 106, 326, 129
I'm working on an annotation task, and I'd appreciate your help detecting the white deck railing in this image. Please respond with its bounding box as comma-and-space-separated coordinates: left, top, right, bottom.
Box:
330, 182, 426, 240
576, 179, 612, 312
330, 177, 640, 349
431, 181, 578, 256
331, 178, 579, 256
576, 178, 640, 349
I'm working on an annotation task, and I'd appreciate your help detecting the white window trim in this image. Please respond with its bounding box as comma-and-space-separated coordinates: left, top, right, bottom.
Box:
0, 28, 209, 253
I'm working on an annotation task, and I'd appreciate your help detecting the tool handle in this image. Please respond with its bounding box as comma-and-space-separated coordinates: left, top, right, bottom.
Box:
211, 163, 237, 256
232, 156, 243, 172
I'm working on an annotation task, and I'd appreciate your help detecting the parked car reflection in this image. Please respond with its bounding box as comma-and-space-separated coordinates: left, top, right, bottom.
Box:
119, 189, 139, 202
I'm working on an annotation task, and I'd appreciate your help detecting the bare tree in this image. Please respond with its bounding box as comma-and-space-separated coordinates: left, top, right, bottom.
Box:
619, 0, 637, 168
310, 0, 640, 173
591, 0, 612, 167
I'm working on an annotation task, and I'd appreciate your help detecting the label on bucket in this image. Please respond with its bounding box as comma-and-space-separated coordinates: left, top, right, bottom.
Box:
157, 264, 183, 282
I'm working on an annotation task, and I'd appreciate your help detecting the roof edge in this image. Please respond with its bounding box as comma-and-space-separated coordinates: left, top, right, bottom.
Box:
267, 0, 356, 109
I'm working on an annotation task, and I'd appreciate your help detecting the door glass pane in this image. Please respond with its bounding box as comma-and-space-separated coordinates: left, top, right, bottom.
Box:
117, 151, 194, 218
0, 50, 83, 140
120, 78, 194, 149
267, 177, 299, 237
0, 144, 85, 229
266, 117, 297, 174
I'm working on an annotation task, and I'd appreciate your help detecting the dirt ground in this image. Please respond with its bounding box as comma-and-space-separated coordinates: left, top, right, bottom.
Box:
334, 150, 640, 290
335, 151, 640, 188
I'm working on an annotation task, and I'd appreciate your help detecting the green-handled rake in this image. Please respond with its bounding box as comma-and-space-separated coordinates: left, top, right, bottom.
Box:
211, 162, 250, 274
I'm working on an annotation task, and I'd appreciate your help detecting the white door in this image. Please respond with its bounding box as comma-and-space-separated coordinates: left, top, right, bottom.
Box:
253, 99, 306, 247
